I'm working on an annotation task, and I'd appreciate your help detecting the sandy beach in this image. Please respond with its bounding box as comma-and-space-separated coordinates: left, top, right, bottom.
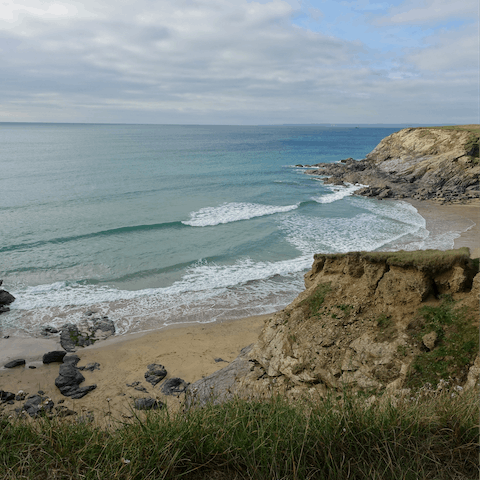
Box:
408, 199, 479, 258
0, 314, 269, 421
1, 199, 478, 422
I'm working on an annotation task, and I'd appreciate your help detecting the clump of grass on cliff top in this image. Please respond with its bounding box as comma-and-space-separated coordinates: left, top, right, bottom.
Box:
314, 248, 474, 272
1, 389, 478, 480
405, 295, 479, 390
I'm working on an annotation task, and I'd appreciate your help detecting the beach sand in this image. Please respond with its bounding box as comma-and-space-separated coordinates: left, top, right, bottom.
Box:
0, 315, 269, 421
407, 199, 479, 258
1, 199, 478, 422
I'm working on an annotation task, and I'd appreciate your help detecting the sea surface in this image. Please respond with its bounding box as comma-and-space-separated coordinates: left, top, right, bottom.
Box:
0, 124, 466, 337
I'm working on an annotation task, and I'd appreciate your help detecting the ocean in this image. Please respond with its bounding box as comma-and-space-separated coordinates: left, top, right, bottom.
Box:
0, 124, 462, 338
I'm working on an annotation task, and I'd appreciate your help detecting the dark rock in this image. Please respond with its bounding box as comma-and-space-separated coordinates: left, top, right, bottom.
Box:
40, 326, 59, 336
28, 366, 36, 369
126, 381, 141, 387
0, 391, 15, 403
63, 355, 80, 366
161, 378, 189, 396
92, 318, 115, 337
23, 395, 54, 417
214, 358, 227, 363
78, 362, 100, 371
55, 406, 77, 417
144, 364, 167, 386
0, 306, 10, 314
4, 359, 25, 368
3, 334, 10, 338
60, 319, 115, 352
84, 310, 97, 316
60, 324, 92, 352
43, 351, 67, 364
0, 290, 15, 306
126, 382, 148, 392
15, 392, 27, 401
134, 398, 164, 410
37, 390, 45, 395
55, 363, 96, 399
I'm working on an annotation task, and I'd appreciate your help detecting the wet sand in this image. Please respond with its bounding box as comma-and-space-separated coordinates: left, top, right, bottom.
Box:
407, 199, 479, 258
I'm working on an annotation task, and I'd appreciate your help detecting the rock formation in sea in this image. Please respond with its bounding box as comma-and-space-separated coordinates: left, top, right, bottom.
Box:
304, 126, 480, 203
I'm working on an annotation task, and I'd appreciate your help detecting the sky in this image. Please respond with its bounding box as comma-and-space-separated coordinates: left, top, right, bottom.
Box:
0, 0, 478, 125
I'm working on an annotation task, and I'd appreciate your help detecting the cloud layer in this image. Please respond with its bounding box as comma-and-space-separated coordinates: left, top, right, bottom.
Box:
0, 0, 478, 124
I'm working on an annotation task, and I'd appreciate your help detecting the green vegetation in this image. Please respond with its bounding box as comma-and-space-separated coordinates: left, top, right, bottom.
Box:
376, 314, 397, 341
464, 133, 479, 157
406, 296, 479, 390
314, 248, 475, 273
302, 282, 331, 317
1, 390, 477, 479
377, 314, 392, 329
415, 124, 480, 135
336, 304, 353, 316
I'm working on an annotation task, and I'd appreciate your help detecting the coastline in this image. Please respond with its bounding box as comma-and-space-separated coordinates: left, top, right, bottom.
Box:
406, 199, 479, 258
1, 198, 478, 421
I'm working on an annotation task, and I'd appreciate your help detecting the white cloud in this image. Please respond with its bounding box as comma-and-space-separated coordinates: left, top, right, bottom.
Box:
0, 0, 477, 123
407, 24, 479, 71
378, 0, 478, 25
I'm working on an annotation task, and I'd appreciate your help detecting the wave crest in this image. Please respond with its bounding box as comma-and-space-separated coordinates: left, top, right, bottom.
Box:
182, 202, 299, 227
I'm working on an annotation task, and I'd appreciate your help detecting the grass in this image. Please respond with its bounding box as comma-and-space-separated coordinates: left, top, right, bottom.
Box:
414, 125, 480, 135
1, 388, 478, 480
314, 248, 476, 273
302, 282, 331, 317
405, 295, 479, 390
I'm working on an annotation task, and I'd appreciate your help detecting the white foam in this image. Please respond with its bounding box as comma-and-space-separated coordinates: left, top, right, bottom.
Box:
280, 208, 427, 256
348, 197, 426, 229
182, 202, 299, 227
311, 183, 365, 204
11, 254, 310, 311
7, 256, 309, 336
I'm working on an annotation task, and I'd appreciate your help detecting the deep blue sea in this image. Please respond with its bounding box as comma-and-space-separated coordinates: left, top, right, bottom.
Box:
0, 124, 458, 337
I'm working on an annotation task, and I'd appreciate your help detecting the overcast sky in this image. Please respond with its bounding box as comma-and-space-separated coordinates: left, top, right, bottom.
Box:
1, 0, 478, 124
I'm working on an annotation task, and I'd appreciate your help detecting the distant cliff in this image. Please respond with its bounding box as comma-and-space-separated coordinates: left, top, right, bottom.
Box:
187, 249, 479, 405
305, 126, 480, 203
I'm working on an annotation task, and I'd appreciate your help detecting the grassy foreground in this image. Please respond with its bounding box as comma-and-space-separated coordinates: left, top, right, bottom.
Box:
1, 388, 478, 479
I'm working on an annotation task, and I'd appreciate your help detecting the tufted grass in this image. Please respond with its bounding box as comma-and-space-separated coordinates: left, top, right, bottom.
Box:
314, 248, 477, 273
1, 387, 478, 480
405, 295, 479, 390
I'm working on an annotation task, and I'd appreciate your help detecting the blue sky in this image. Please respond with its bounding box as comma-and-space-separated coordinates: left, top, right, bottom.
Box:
0, 0, 478, 124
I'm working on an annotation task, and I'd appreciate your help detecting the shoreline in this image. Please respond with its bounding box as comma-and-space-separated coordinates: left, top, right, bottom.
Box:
1, 198, 478, 420
405, 199, 479, 258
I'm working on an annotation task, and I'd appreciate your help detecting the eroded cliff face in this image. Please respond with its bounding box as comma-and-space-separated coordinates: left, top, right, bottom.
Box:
306, 126, 480, 203
187, 249, 479, 405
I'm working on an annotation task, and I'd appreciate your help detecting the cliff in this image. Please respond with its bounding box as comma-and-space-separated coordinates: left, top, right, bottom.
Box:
305, 125, 480, 203
187, 249, 479, 405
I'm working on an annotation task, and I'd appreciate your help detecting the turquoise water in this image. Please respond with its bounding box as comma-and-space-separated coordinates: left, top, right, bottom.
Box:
0, 124, 449, 336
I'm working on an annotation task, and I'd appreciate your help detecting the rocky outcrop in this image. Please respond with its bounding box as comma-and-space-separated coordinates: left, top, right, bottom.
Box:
305, 127, 480, 203
0, 280, 15, 315
188, 248, 479, 404
60, 316, 115, 352
54, 356, 97, 399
